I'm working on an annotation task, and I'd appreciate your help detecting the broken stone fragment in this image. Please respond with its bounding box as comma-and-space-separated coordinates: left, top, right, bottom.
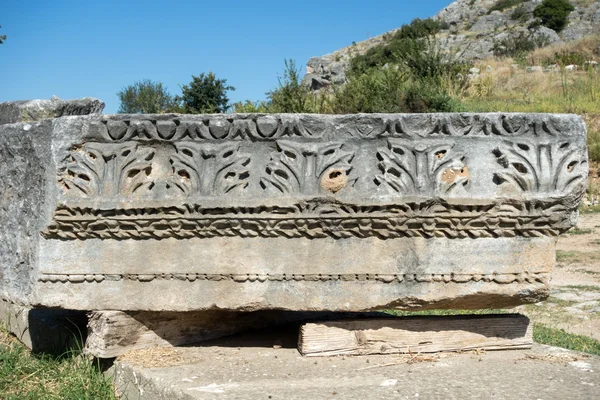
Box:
0, 96, 104, 125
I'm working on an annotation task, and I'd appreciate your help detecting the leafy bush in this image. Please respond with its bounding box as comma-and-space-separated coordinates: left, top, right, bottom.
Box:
349, 18, 440, 75
404, 83, 465, 113
330, 67, 408, 113
533, 0, 575, 32
589, 131, 600, 162
400, 38, 470, 87
492, 32, 549, 58
392, 18, 441, 41
178, 72, 235, 113
334, 39, 468, 114
511, 5, 530, 22
266, 59, 316, 113
117, 79, 177, 114
489, 0, 524, 13
231, 100, 269, 113
553, 50, 587, 66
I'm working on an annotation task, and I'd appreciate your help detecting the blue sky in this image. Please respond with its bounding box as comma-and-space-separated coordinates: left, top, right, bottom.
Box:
0, 0, 453, 113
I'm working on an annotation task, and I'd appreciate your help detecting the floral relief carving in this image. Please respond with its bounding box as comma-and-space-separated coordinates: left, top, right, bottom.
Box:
492, 140, 587, 193
59, 142, 251, 198
374, 139, 469, 195
260, 140, 355, 195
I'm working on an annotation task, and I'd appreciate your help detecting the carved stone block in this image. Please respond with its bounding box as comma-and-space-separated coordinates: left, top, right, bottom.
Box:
0, 113, 588, 311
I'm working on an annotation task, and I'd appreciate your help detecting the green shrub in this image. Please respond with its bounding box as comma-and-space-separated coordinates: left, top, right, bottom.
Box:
392, 18, 441, 41
117, 80, 178, 114
533, 0, 575, 32
400, 38, 470, 85
178, 72, 235, 114
489, 0, 524, 13
330, 67, 407, 114
232, 100, 269, 113
266, 59, 312, 113
336, 39, 468, 114
554, 50, 587, 66
349, 18, 439, 75
493, 32, 549, 58
588, 127, 600, 163
511, 5, 530, 22
404, 83, 465, 113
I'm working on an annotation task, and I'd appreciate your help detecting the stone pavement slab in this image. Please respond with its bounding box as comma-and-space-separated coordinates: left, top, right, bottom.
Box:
111, 328, 599, 400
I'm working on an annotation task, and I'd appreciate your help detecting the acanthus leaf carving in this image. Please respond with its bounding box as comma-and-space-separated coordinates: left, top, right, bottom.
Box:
260, 141, 355, 195
492, 140, 588, 193
374, 139, 469, 195
59, 142, 251, 199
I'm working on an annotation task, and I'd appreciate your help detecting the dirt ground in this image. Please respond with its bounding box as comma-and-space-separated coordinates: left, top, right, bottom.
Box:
515, 212, 600, 341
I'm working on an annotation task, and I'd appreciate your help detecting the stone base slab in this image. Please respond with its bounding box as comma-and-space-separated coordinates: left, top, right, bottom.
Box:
110, 335, 600, 400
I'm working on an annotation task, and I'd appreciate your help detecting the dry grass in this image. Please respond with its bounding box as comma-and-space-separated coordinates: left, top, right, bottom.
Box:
118, 346, 193, 369
527, 35, 600, 66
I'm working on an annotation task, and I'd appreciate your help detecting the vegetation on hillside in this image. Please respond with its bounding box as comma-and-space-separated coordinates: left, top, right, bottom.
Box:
349, 18, 441, 75
492, 32, 550, 59
533, 0, 575, 32
489, 0, 524, 14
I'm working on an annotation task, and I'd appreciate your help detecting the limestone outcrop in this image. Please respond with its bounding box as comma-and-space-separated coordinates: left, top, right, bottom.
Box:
304, 0, 600, 87
0, 96, 105, 125
0, 111, 588, 312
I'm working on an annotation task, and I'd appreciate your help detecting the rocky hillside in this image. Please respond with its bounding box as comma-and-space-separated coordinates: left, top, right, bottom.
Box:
304, 0, 600, 89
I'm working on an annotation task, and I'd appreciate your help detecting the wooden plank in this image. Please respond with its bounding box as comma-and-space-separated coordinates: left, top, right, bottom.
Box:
85, 310, 350, 358
298, 314, 532, 357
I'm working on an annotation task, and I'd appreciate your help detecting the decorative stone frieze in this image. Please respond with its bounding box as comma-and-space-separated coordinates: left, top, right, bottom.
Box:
0, 112, 588, 311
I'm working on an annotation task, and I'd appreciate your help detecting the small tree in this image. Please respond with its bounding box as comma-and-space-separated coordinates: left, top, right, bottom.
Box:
533, 0, 575, 33
117, 80, 176, 114
0, 25, 6, 44
266, 59, 313, 113
178, 72, 235, 114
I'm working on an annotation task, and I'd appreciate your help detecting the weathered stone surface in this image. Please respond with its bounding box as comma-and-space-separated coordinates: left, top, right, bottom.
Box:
470, 13, 506, 33
110, 337, 600, 400
0, 96, 104, 125
0, 113, 588, 312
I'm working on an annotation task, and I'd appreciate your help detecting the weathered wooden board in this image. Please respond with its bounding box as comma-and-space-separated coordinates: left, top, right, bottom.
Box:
86, 310, 301, 358
86, 310, 375, 358
298, 314, 532, 357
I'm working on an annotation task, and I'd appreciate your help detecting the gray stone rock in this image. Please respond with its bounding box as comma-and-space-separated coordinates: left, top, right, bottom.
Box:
303, 58, 348, 89
533, 26, 562, 45
544, 64, 560, 73
471, 13, 506, 33
527, 66, 544, 73
561, 21, 595, 42
0, 113, 588, 312
0, 97, 104, 125
301, 74, 331, 90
